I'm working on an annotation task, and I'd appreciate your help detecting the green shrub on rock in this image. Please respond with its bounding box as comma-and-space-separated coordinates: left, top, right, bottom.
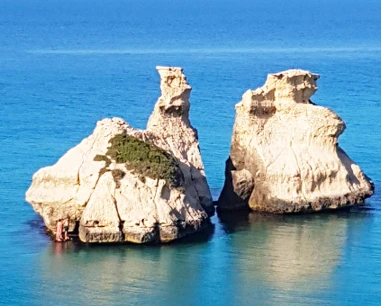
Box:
94, 132, 183, 188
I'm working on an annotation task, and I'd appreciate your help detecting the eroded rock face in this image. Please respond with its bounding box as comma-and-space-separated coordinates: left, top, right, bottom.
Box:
147, 66, 214, 216
218, 69, 374, 213
26, 66, 213, 243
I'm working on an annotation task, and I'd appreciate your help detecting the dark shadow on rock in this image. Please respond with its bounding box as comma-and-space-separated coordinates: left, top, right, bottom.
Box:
217, 157, 251, 211
249, 104, 276, 119
337, 146, 361, 185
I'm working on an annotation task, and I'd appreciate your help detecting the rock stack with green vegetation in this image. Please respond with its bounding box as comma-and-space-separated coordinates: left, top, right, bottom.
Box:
26, 66, 213, 244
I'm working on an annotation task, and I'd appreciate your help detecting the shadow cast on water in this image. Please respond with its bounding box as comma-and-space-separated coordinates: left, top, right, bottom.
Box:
217, 205, 374, 234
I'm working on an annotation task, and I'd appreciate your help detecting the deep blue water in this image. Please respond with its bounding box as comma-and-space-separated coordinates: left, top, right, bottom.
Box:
1, 0, 381, 305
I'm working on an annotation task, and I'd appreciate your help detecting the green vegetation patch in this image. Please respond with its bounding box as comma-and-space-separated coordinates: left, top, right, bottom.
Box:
95, 132, 183, 188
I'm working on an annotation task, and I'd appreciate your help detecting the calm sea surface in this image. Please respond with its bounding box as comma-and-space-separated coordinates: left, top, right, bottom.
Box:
1, 0, 381, 305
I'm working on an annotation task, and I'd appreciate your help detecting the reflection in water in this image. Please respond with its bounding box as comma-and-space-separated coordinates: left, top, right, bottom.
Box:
248, 213, 345, 291
218, 210, 372, 303
37, 223, 216, 306
28, 209, 373, 306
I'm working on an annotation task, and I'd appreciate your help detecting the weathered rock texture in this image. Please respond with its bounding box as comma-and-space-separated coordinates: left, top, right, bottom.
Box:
26, 66, 213, 243
218, 69, 374, 213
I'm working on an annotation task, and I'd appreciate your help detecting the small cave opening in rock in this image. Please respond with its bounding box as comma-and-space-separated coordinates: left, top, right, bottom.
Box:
70, 221, 80, 237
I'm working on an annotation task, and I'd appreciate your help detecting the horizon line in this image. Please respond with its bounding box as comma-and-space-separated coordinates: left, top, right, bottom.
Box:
27, 46, 381, 55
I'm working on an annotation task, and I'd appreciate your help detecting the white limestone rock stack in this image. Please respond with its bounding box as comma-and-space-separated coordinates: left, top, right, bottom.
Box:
218, 69, 374, 213
147, 66, 214, 216
26, 66, 214, 243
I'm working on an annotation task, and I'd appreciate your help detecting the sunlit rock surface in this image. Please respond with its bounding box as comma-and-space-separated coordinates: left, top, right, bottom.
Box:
218, 69, 374, 213
26, 67, 213, 243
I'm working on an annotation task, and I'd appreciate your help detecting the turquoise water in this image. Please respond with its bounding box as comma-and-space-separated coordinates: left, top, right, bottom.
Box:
1, 0, 381, 305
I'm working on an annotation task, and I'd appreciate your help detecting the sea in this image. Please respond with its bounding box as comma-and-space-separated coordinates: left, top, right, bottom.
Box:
1, 0, 381, 305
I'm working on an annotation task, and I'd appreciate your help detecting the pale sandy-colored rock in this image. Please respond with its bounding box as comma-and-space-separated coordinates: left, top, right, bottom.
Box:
147, 66, 213, 215
218, 69, 374, 213
26, 67, 213, 243
26, 118, 130, 231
